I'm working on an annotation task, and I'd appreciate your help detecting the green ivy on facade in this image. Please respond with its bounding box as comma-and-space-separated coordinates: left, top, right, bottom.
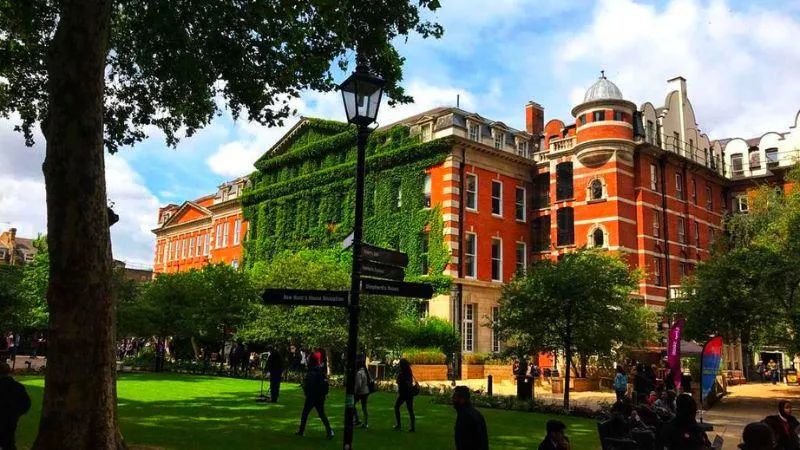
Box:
242, 119, 453, 293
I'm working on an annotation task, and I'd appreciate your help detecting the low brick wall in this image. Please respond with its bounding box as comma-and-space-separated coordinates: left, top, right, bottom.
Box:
413, 364, 448, 381
461, 364, 484, 379
571, 377, 599, 392
483, 365, 514, 383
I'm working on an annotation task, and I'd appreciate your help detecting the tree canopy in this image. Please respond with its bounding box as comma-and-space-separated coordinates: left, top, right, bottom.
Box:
670, 166, 800, 366
494, 248, 651, 408
1, 1, 443, 447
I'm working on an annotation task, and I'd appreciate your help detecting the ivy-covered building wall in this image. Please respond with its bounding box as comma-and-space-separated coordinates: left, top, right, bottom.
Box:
241, 118, 453, 292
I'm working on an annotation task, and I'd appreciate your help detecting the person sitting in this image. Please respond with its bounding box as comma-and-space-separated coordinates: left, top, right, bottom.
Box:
738, 422, 776, 450
538, 419, 570, 450
647, 391, 658, 406
661, 393, 712, 450
763, 400, 800, 450
654, 390, 676, 413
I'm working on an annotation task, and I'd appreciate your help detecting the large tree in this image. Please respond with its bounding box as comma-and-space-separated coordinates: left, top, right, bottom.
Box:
0, 1, 442, 447
494, 248, 650, 409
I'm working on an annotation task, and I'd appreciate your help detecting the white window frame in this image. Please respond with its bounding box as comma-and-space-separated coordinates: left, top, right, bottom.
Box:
694, 221, 700, 247
678, 217, 686, 244
204, 234, 210, 256
465, 232, 477, 279
491, 180, 503, 217
182, 238, 187, 259
189, 237, 195, 257
654, 257, 663, 286
706, 186, 713, 210
709, 228, 715, 246
421, 123, 431, 142
691, 178, 697, 205
515, 241, 526, 275
466, 173, 478, 211
223, 222, 229, 247
464, 304, 475, 353
675, 173, 683, 200
491, 306, 500, 353
650, 164, 658, 191
737, 195, 749, 213
196, 234, 203, 256
468, 123, 481, 142
163, 242, 168, 263
234, 219, 241, 245
653, 210, 660, 238
494, 130, 504, 150
515, 186, 526, 222
731, 154, 744, 175
517, 140, 529, 158
215, 224, 222, 248
423, 173, 432, 208
491, 237, 503, 282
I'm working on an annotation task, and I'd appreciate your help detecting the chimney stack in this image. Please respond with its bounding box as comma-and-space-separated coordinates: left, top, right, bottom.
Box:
525, 101, 544, 137
8, 228, 16, 266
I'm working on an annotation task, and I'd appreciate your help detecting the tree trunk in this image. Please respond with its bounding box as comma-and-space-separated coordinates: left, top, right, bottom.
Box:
579, 354, 588, 379
191, 336, 200, 360
563, 344, 572, 410
325, 347, 333, 377
34, 0, 121, 449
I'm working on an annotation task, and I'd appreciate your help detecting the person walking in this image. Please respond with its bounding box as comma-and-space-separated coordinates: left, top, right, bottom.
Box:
738, 422, 776, 450
393, 358, 417, 432
614, 365, 628, 402
763, 400, 800, 450
661, 393, 712, 450
453, 386, 488, 450
538, 419, 570, 450
296, 354, 333, 439
0, 362, 31, 450
354, 355, 372, 428
267, 349, 283, 403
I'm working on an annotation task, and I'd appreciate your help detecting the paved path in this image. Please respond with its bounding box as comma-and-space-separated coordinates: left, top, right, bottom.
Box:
704, 382, 800, 450
4, 355, 47, 371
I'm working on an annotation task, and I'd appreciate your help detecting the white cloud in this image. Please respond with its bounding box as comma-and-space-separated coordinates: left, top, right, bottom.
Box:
555, 0, 800, 138
0, 117, 160, 267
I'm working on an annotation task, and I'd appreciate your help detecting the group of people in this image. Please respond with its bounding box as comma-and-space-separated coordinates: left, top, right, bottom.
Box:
2, 331, 46, 363
757, 359, 782, 385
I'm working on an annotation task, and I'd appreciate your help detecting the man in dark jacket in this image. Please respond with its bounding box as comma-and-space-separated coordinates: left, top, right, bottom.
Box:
0, 362, 31, 450
296, 354, 333, 439
539, 420, 570, 450
267, 349, 283, 403
453, 386, 488, 450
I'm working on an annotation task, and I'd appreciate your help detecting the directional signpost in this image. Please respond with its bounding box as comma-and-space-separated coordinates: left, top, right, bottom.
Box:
361, 278, 434, 299
262, 289, 349, 307
360, 244, 409, 268
360, 261, 405, 281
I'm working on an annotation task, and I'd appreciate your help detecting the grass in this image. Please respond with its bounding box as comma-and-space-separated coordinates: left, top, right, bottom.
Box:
17, 373, 600, 449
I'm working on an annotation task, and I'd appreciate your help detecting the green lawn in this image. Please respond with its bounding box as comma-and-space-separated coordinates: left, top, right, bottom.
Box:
17, 373, 600, 449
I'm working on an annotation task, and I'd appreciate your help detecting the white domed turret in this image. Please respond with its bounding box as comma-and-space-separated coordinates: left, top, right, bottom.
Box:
584, 71, 623, 102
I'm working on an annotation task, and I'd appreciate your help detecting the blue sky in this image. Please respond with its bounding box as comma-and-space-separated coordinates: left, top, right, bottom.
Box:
2, 0, 800, 266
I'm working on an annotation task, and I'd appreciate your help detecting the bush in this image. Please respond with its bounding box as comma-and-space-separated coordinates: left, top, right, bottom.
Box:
462, 353, 488, 365
484, 354, 512, 366
402, 347, 447, 365
122, 346, 156, 368
400, 317, 460, 357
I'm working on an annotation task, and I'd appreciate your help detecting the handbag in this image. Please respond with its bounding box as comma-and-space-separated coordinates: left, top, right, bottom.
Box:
410, 377, 420, 396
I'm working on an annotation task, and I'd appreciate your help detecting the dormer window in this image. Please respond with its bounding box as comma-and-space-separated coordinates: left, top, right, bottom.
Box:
468, 122, 481, 142
421, 123, 432, 142
593, 111, 604, 122
493, 130, 504, 150
516, 139, 529, 158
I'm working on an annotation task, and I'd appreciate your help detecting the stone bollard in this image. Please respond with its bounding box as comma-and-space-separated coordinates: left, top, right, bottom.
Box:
487, 375, 493, 396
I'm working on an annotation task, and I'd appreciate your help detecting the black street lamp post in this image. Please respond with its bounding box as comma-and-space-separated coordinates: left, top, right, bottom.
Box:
339, 64, 384, 450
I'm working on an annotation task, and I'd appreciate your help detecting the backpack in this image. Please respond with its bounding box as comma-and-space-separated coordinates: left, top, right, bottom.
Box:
614, 374, 627, 392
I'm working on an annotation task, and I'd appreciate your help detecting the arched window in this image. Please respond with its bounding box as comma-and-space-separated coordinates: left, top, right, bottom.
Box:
590, 179, 603, 200
592, 228, 604, 248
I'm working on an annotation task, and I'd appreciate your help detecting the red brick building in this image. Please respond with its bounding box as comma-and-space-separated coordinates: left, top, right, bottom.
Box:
153, 74, 799, 355
152, 176, 249, 274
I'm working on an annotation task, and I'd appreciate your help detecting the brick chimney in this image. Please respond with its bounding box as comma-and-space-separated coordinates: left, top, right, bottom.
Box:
525, 101, 544, 137
8, 228, 16, 265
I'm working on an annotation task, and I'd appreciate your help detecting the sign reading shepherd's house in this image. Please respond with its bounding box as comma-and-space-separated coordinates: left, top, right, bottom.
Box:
262, 289, 348, 307
361, 278, 434, 299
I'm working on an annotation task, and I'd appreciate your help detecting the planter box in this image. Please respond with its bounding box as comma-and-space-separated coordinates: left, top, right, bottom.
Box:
413, 364, 448, 381
484, 365, 514, 383
571, 378, 598, 392
461, 364, 485, 379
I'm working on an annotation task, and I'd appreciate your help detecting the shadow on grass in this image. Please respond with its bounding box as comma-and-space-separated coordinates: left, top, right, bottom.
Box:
19, 374, 601, 450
